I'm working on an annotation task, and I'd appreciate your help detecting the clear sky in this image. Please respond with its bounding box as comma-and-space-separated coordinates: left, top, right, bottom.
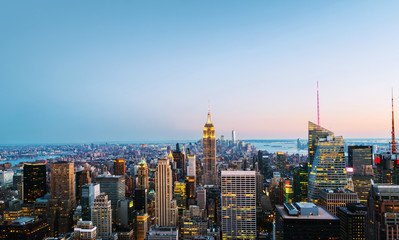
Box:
1, 1, 399, 144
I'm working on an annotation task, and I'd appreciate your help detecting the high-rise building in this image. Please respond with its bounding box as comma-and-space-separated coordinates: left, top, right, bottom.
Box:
134, 188, 148, 213
74, 220, 97, 240
352, 175, 372, 204
203, 111, 217, 185
185, 176, 196, 206
221, 171, 256, 239
76, 169, 92, 204
308, 121, 333, 168
136, 213, 149, 240
48, 161, 76, 236
155, 158, 177, 226
187, 154, 196, 178
95, 174, 125, 223
114, 158, 126, 176
173, 143, 186, 178
307, 123, 347, 202
137, 159, 149, 190
117, 200, 134, 227
293, 164, 308, 202
174, 181, 187, 210
81, 183, 100, 221
348, 145, 373, 175
197, 186, 206, 210
23, 163, 46, 203
276, 202, 340, 240
318, 188, 359, 216
337, 203, 367, 240
0, 169, 14, 188
367, 182, 399, 240
232, 130, 236, 146
91, 194, 112, 240
374, 153, 399, 184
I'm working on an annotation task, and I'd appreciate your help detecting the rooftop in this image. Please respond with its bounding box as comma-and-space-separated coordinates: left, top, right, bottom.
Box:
276, 205, 338, 220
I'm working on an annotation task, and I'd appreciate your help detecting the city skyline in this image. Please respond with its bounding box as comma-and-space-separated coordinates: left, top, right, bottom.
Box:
2, 1, 399, 144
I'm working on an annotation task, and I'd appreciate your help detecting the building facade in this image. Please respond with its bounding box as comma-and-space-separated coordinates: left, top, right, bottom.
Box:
308, 125, 347, 202
91, 194, 112, 240
203, 111, 217, 185
23, 163, 47, 203
221, 171, 256, 239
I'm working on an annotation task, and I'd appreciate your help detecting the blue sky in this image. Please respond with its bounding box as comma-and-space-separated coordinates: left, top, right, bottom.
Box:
1, 1, 399, 144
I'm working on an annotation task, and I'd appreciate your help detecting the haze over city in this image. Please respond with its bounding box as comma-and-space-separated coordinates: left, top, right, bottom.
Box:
2, 1, 399, 144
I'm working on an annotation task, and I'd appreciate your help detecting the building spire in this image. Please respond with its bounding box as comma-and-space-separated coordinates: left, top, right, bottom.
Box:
391, 88, 397, 153
317, 81, 320, 126
207, 102, 212, 124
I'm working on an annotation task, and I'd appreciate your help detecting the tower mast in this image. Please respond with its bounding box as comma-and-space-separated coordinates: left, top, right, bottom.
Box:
391, 89, 397, 153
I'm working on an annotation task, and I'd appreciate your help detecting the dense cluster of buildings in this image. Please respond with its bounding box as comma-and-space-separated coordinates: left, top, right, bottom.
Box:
1, 105, 399, 240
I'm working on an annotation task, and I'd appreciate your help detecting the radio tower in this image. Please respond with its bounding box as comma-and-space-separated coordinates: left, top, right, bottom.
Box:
317, 81, 320, 126
391, 89, 397, 153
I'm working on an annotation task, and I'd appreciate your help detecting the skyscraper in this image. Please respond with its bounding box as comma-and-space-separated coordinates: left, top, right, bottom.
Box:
308, 121, 333, 168
155, 157, 177, 226
23, 163, 46, 203
48, 162, 76, 236
173, 143, 186, 178
293, 164, 308, 202
203, 111, 217, 185
308, 123, 347, 202
95, 175, 125, 223
337, 203, 367, 240
348, 145, 373, 175
187, 154, 196, 178
81, 183, 100, 221
114, 158, 126, 176
221, 171, 256, 239
232, 130, 236, 146
137, 159, 149, 190
76, 169, 92, 204
367, 182, 399, 240
91, 194, 112, 240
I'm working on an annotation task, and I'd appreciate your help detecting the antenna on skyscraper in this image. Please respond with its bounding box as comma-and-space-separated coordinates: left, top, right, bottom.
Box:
317, 81, 320, 126
391, 88, 397, 153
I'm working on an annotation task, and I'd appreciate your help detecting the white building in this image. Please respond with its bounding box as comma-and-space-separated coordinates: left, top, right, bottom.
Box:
74, 220, 97, 240
0, 170, 14, 188
221, 171, 256, 239
187, 154, 196, 178
91, 194, 112, 240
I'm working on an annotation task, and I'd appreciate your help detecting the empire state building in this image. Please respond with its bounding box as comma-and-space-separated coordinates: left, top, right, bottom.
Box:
203, 111, 217, 185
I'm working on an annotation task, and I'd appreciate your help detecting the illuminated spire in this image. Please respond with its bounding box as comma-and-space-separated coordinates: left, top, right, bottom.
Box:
207, 103, 212, 124
317, 81, 320, 126
168, 150, 173, 159
391, 89, 397, 153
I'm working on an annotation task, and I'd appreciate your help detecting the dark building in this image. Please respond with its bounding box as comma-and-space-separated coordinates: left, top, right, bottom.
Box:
172, 143, 186, 178
337, 203, 367, 240
75, 169, 91, 204
185, 176, 196, 206
276, 202, 340, 240
23, 163, 47, 203
293, 164, 308, 202
348, 145, 373, 175
0, 217, 50, 240
374, 153, 399, 184
114, 158, 126, 176
134, 188, 148, 213
367, 183, 399, 240
205, 185, 220, 225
